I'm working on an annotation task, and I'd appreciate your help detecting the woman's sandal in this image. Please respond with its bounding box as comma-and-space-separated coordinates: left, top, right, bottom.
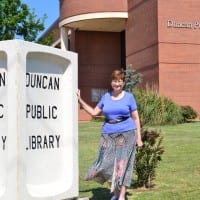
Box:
110, 195, 119, 200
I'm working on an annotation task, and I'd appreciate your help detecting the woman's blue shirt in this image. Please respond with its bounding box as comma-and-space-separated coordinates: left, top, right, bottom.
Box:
97, 91, 137, 134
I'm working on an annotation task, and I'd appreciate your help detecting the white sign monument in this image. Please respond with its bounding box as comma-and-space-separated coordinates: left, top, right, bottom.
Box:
0, 40, 78, 200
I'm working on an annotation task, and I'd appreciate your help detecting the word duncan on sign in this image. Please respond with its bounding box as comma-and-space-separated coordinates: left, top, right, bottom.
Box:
26, 73, 60, 90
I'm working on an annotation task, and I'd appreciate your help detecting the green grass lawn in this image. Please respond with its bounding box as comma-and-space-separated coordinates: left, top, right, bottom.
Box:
78, 122, 200, 200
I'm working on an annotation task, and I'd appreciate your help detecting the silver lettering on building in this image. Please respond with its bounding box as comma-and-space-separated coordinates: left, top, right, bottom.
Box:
194, 21, 200, 29
167, 20, 193, 29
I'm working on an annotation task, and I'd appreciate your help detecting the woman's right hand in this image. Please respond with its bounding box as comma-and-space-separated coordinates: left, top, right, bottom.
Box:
76, 89, 102, 116
76, 89, 81, 99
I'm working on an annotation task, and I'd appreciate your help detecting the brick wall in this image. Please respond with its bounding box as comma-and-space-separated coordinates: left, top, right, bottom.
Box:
75, 31, 122, 120
126, 0, 159, 87
126, 0, 200, 116
60, 0, 127, 20
158, 0, 200, 116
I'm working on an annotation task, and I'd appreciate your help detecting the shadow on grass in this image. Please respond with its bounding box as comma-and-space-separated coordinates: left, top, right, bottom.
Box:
80, 187, 111, 200
80, 187, 131, 200
131, 180, 157, 190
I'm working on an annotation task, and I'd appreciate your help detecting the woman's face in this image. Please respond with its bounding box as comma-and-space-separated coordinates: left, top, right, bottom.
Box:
111, 79, 124, 92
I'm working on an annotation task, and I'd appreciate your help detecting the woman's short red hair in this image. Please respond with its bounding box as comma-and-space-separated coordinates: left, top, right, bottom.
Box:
111, 69, 125, 81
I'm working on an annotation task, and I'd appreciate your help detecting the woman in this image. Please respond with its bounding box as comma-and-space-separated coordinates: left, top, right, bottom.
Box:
77, 69, 143, 200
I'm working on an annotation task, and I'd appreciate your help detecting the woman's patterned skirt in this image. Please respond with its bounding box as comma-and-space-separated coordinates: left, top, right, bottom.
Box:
84, 129, 137, 192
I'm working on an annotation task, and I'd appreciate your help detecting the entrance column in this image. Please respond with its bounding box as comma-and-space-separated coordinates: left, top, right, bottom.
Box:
60, 26, 69, 51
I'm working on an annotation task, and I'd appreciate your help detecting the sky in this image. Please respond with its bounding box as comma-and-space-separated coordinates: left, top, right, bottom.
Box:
21, 0, 59, 38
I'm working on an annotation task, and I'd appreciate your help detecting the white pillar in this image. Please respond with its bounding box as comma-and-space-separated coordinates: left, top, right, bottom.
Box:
60, 27, 69, 51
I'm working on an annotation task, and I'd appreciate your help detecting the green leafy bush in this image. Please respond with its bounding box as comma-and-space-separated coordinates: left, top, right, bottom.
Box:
123, 66, 183, 126
135, 129, 164, 188
123, 65, 142, 92
133, 88, 184, 126
181, 105, 197, 121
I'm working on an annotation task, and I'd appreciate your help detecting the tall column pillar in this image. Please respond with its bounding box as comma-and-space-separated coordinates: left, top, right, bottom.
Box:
60, 26, 69, 51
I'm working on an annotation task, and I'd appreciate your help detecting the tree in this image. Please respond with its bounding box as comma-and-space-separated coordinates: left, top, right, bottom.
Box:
123, 64, 142, 93
0, 0, 46, 41
37, 30, 55, 46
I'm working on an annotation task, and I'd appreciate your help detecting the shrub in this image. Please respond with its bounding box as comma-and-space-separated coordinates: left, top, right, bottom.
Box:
133, 88, 184, 126
163, 97, 184, 124
123, 65, 142, 92
134, 129, 164, 188
181, 105, 197, 121
123, 66, 183, 126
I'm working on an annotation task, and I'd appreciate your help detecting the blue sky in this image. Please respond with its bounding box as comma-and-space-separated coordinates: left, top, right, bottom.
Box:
21, 0, 59, 37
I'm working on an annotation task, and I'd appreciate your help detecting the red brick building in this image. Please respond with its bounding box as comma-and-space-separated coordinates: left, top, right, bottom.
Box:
47, 0, 200, 120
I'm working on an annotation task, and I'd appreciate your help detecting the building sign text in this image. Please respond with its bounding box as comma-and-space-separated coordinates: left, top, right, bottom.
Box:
167, 19, 200, 29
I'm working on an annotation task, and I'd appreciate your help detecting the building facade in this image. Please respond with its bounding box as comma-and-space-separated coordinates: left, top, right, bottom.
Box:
49, 0, 200, 120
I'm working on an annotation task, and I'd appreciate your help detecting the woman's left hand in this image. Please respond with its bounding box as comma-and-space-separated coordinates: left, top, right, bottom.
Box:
136, 139, 143, 147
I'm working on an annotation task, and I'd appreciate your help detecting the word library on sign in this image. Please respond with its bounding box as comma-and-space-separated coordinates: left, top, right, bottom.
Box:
0, 136, 6, 150
26, 134, 61, 150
